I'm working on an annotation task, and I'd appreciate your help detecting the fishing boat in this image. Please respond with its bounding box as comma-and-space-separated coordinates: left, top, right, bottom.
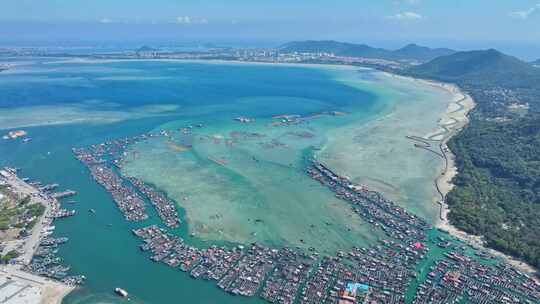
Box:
114, 287, 128, 298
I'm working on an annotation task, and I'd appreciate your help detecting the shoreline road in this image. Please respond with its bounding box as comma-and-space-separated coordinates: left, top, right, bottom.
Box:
0, 169, 57, 265
0, 168, 74, 303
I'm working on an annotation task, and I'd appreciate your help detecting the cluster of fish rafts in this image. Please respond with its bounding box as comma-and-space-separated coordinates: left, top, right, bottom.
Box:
70, 131, 540, 303
74, 147, 147, 221
307, 160, 540, 304
27, 236, 85, 285
132, 224, 429, 304
306, 161, 430, 243
414, 251, 540, 304
72, 131, 181, 227
127, 177, 180, 228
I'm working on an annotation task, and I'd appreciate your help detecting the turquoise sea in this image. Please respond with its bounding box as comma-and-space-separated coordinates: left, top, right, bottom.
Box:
0, 59, 453, 303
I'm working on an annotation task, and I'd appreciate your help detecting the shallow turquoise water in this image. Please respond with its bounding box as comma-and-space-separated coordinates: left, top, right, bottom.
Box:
0, 60, 452, 303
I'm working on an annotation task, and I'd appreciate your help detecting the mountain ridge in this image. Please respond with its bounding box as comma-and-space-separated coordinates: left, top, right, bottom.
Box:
406, 49, 540, 87
279, 40, 456, 62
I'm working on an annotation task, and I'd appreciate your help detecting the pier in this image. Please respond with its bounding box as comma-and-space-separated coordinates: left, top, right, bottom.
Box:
51, 190, 77, 199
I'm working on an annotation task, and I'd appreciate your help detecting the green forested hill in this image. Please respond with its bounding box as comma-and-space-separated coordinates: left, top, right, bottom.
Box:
406, 50, 540, 269
409, 49, 540, 86
393, 43, 456, 62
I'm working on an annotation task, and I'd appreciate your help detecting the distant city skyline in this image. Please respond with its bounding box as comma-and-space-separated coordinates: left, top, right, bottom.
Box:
1, 0, 540, 60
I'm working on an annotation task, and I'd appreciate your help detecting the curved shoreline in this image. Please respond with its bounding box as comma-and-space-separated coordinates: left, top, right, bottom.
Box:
406, 78, 539, 276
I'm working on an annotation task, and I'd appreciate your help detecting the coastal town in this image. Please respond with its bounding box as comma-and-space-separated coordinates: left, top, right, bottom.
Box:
0, 44, 408, 72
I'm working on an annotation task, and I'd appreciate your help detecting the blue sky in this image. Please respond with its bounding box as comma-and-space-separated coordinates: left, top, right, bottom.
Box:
1, 0, 540, 59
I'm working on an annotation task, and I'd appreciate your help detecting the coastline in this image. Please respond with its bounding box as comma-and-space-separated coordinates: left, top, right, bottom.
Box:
43, 57, 367, 72
0, 169, 77, 303
412, 78, 539, 276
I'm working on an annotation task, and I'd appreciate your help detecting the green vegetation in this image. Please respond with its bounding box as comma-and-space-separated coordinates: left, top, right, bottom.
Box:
405, 49, 540, 269
27, 203, 45, 217
1, 250, 19, 263
0, 207, 20, 230
1, 250, 20, 263
0, 192, 45, 232
280, 40, 456, 61
25, 203, 45, 229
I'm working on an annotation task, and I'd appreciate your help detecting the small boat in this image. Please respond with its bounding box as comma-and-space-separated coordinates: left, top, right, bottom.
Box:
89, 209, 96, 214
114, 287, 128, 298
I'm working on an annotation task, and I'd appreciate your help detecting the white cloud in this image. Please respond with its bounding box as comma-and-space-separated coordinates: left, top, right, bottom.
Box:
393, 0, 420, 6
99, 18, 112, 24
510, 3, 540, 19
175, 16, 208, 24
176, 16, 192, 24
386, 11, 423, 21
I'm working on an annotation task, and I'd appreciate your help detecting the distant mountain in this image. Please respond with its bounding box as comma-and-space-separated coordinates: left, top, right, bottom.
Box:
136, 45, 159, 53
533, 58, 540, 66
393, 43, 455, 61
407, 49, 540, 86
279, 40, 456, 62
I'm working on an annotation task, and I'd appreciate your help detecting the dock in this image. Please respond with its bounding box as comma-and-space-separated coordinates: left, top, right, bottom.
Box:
51, 190, 77, 199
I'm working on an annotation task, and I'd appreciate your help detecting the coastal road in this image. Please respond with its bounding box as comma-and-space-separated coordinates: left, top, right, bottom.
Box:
0, 170, 56, 265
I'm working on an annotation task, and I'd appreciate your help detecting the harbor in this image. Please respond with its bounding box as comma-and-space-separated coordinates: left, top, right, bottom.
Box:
0, 167, 85, 303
